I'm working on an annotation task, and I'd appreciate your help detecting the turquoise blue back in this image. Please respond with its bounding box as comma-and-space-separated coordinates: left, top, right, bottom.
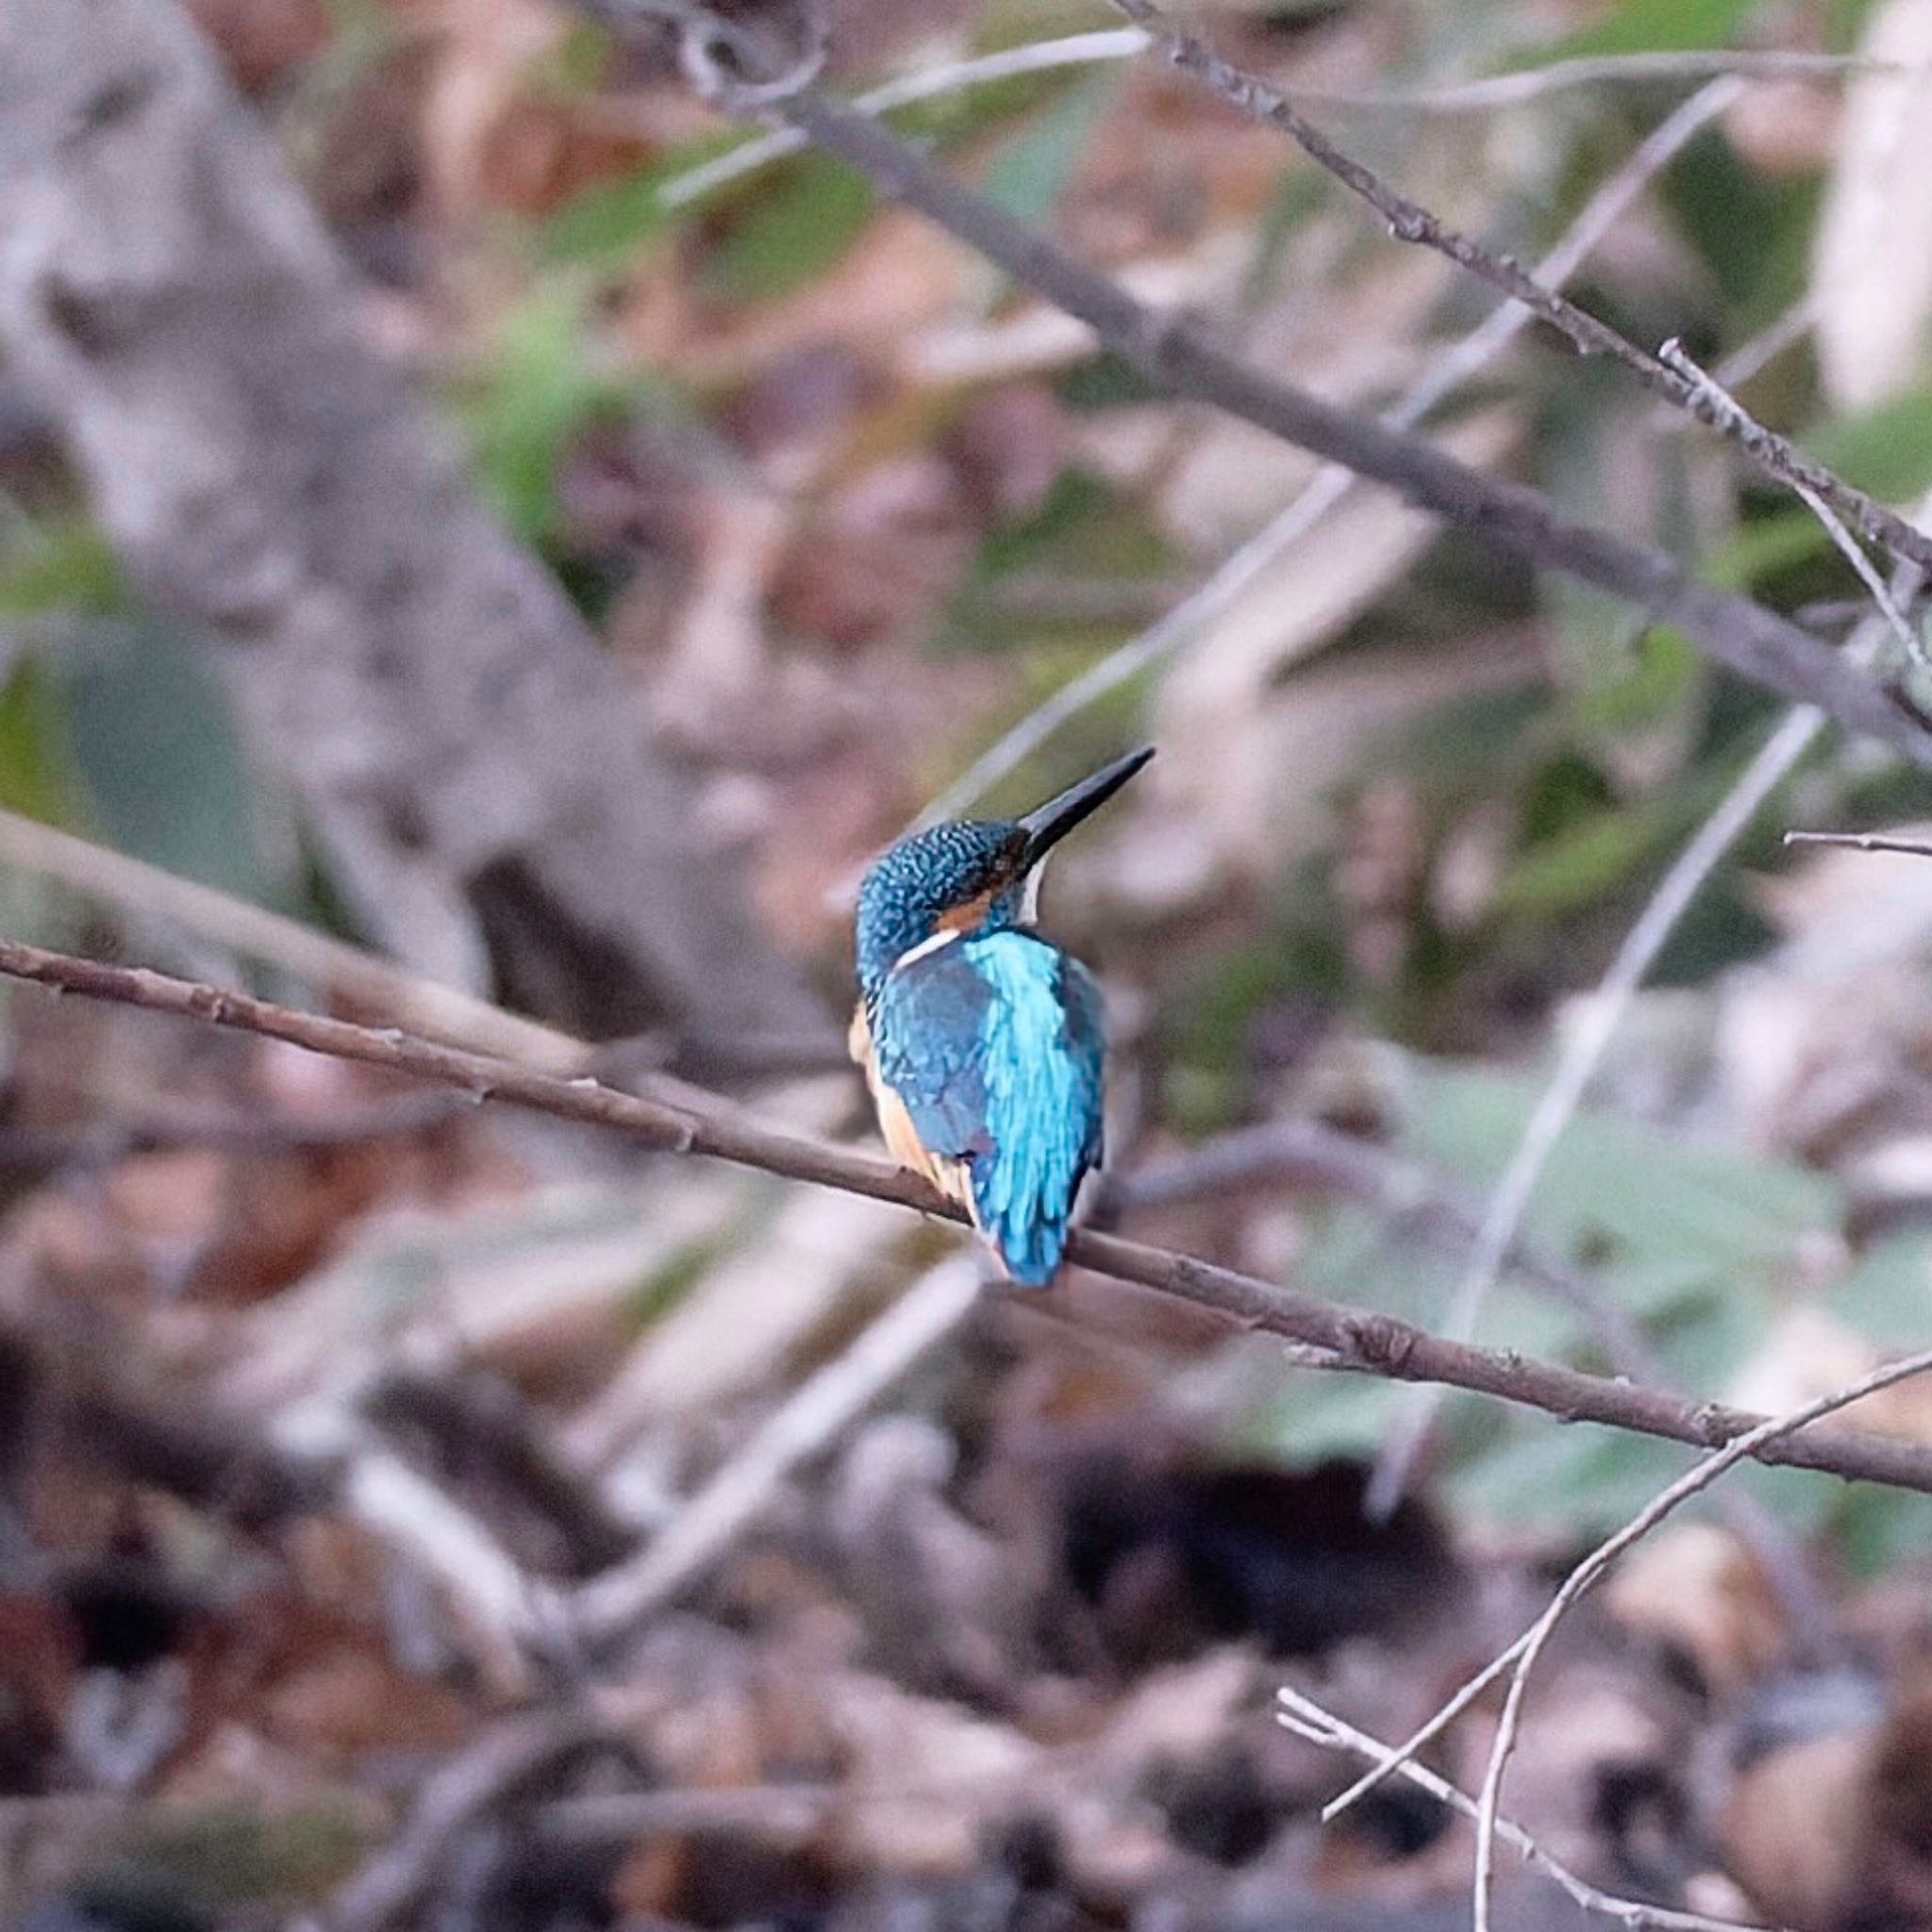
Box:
872, 929, 1105, 1285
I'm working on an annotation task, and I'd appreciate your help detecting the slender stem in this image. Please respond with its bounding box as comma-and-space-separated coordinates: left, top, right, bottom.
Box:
1108, 0, 1932, 580
919, 79, 1740, 824
762, 88, 1931, 766
4, 932, 1932, 1495
1470, 1346, 1932, 1932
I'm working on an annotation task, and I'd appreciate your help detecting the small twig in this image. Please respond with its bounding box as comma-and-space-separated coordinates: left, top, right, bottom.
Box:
1655, 300, 1816, 426
759, 63, 1932, 761
5, 934, 1932, 1494
658, 27, 1150, 206
1366, 705, 1831, 1516
1307, 47, 1917, 115
1274, 1686, 1773, 1932
0, 807, 587, 1075
918, 78, 1740, 824
1108, 0, 1932, 581
333, 1441, 547, 1696
322, 1710, 615, 1932
658, 35, 1917, 212
1469, 1346, 1932, 1932
1658, 339, 1932, 679
1784, 829, 1932, 858
571, 1254, 985, 1649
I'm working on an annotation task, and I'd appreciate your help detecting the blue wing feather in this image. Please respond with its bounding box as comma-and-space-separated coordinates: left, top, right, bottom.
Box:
874, 931, 1104, 1286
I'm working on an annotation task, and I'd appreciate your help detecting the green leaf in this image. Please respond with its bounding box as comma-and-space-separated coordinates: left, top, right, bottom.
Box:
458, 290, 639, 543
0, 656, 83, 824
948, 470, 1177, 651
977, 72, 1113, 224
0, 519, 125, 618
1805, 386, 1932, 505
1449, 1424, 1690, 1533
1700, 510, 1829, 592
1401, 1061, 1840, 1281
1238, 1372, 1405, 1463
1528, 0, 1762, 60
1664, 126, 1812, 320
706, 154, 874, 304
535, 129, 744, 268
1832, 1488, 1932, 1579
1832, 1231, 1932, 1349
65, 621, 282, 901
1489, 794, 1681, 918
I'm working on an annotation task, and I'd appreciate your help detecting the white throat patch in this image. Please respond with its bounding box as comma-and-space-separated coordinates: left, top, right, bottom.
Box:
892, 926, 963, 972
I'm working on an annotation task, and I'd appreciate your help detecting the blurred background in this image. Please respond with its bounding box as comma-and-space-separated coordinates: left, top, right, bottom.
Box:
4, 0, 1932, 1924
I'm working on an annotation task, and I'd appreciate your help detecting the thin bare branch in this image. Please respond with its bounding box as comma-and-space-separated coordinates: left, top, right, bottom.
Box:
571, 1254, 985, 1648
5, 933, 1932, 1495
1470, 1346, 1932, 1932
663, 34, 1919, 218
570, 1, 1932, 760
1658, 339, 1932, 678
1108, 0, 1932, 581
1309, 46, 1918, 114
1275, 1686, 1774, 1932
921, 80, 1740, 823
735, 88, 1931, 766
658, 28, 1151, 206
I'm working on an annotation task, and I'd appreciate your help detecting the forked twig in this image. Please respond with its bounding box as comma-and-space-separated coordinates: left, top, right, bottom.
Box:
1276, 1686, 1774, 1932
1108, 0, 1932, 579
920, 79, 1740, 824
1658, 339, 1932, 678
1469, 1346, 1932, 1932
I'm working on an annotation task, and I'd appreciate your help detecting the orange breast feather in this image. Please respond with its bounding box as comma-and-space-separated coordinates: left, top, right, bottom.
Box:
849, 1002, 975, 1213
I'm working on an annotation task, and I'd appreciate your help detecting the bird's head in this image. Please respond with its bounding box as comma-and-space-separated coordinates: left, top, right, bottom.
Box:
856, 746, 1153, 1005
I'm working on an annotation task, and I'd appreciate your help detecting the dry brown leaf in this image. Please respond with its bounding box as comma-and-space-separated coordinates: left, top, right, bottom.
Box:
417, 0, 566, 225
1604, 1525, 1790, 1695
1728, 1308, 1932, 1443
1719, 1728, 1873, 1932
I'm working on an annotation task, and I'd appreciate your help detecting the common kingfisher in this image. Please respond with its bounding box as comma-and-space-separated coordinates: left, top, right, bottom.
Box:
851, 746, 1153, 1286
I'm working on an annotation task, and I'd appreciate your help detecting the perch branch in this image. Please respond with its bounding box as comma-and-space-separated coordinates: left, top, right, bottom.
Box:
1368, 483, 1930, 1514
5, 934, 1932, 1495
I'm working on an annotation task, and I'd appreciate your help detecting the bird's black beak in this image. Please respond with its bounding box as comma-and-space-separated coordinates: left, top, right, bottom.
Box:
1017, 746, 1155, 870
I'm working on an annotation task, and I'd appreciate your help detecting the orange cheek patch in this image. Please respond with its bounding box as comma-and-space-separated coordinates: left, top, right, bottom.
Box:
939, 890, 997, 934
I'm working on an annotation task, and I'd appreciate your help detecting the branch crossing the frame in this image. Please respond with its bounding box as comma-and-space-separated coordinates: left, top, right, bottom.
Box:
3, 931, 1931, 1498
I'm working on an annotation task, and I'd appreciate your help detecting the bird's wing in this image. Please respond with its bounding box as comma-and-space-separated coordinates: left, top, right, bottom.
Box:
876, 932, 1104, 1284
871, 941, 997, 1165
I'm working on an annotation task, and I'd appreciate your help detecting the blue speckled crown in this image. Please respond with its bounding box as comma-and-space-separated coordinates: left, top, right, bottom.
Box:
855, 820, 1024, 1005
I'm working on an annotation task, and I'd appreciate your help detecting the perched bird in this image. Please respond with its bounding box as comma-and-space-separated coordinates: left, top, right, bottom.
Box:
851, 747, 1153, 1286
